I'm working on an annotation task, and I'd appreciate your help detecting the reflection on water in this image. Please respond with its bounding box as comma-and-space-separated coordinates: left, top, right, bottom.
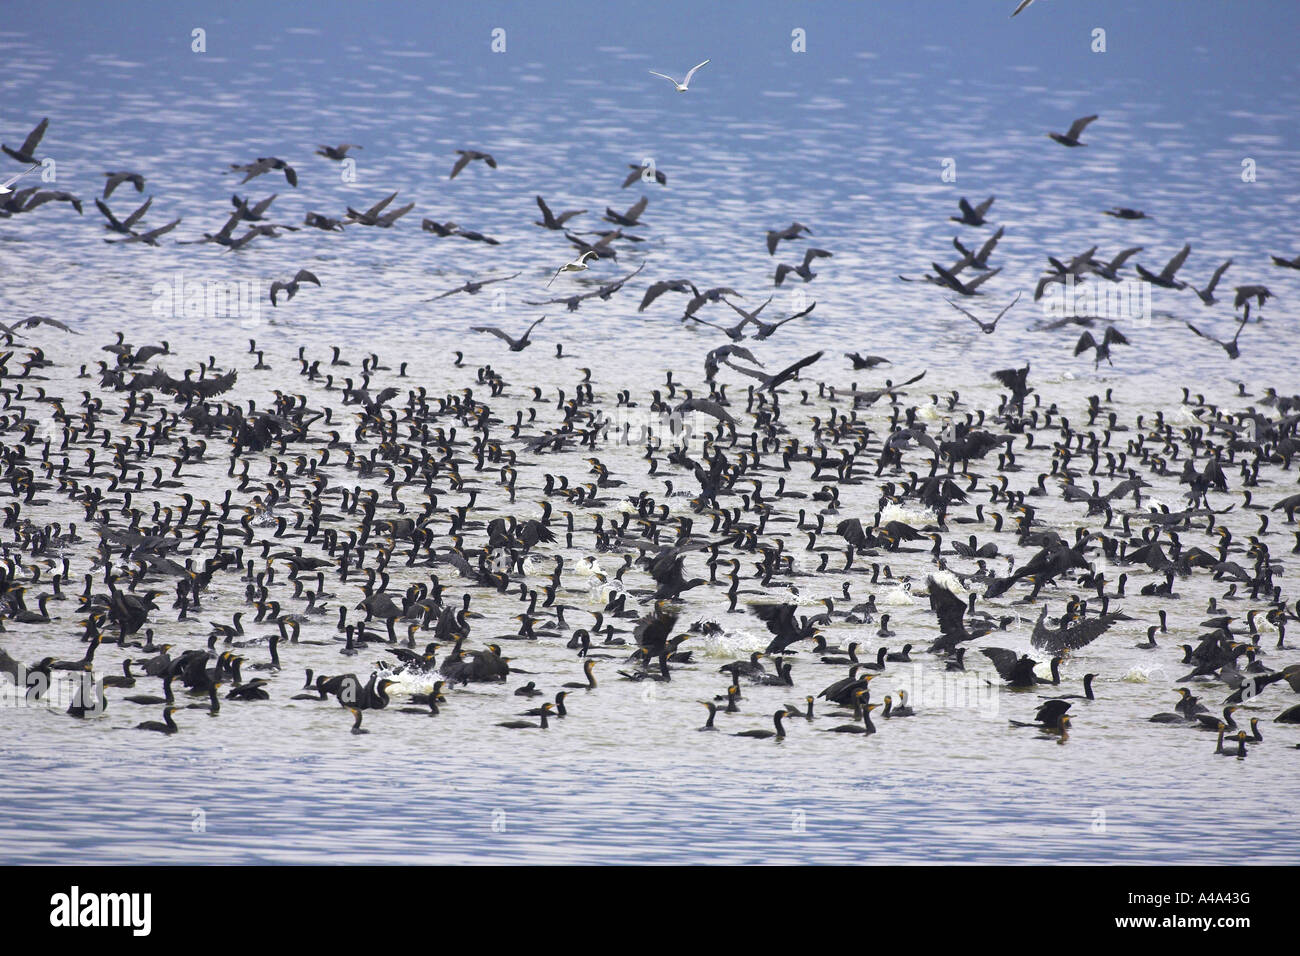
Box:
1, 1, 1299, 864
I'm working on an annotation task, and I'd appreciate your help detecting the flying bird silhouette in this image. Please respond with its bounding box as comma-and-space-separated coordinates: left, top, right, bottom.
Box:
1186, 305, 1251, 360
229, 156, 297, 186
472, 315, 546, 351
950, 196, 995, 226
547, 251, 599, 288
775, 248, 832, 285
535, 195, 586, 230
3, 117, 48, 164
946, 291, 1020, 334
102, 171, 145, 199
315, 144, 362, 160
649, 59, 710, 92
449, 150, 497, 179
1049, 115, 1098, 147
270, 269, 322, 307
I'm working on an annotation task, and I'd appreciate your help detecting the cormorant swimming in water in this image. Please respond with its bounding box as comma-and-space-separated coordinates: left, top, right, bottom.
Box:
498, 702, 554, 729
732, 709, 790, 740
563, 660, 597, 690
135, 706, 179, 735
698, 701, 719, 731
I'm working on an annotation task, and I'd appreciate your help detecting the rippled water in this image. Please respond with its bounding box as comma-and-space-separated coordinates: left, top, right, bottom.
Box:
2, 2, 1299, 864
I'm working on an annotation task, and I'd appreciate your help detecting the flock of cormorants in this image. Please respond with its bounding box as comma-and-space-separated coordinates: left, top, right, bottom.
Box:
2, 66, 1299, 763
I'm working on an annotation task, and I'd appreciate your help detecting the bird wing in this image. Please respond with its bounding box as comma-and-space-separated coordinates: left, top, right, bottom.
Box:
928, 583, 968, 641
686, 315, 733, 335
140, 219, 180, 240
535, 195, 556, 226
1029, 606, 1058, 651
1065, 115, 1098, 140
973, 196, 996, 217
835, 518, 868, 548
930, 261, 965, 293
363, 192, 397, 217
1074, 331, 1098, 355
1202, 457, 1228, 492
20, 117, 49, 155
1230, 306, 1251, 345
946, 298, 986, 329
639, 281, 676, 310
763, 351, 823, 391
991, 290, 1021, 324
1233, 286, 1258, 309
965, 267, 1002, 291
1108, 246, 1143, 270
1206, 259, 1232, 293
751, 602, 797, 635
470, 327, 515, 344
94, 198, 123, 229
449, 153, 471, 179
1048, 611, 1119, 652
677, 397, 736, 425
377, 202, 414, 225
123, 196, 153, 228
103, 171, 127, 198
648, 71, 678, 84
1034, 699, 1071, 725
214, 208, 244, 239
719, 297, 755, 323
250, 194, 278, 217
598, 261, 645, 294
1034, 273, 1062, 301
980, 647, 1022, 681
25, 315, 77, 332
723, 344, 762, 367
1162, 243, 1192, 279
684, 60, 710, 84
979, 226, 1006, 260
726, 362, 769, 382
772, 301, 816, 327
1, 162, 39, 191
992, 366, 1027, 391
